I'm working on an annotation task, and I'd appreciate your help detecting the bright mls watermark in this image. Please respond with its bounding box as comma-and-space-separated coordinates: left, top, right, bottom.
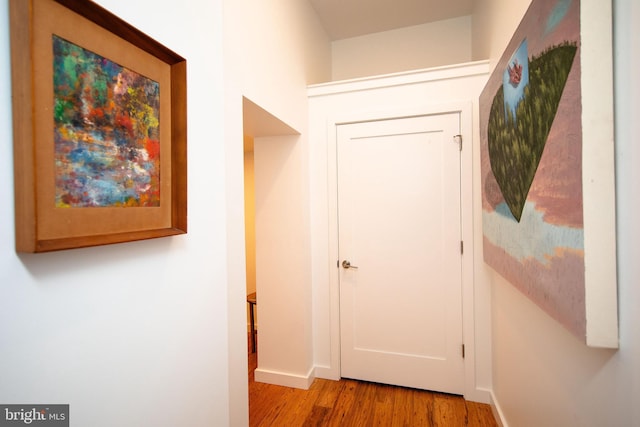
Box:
0, 405, 68, 426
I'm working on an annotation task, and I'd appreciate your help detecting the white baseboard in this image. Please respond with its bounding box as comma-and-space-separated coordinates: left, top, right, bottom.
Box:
464, 386, 492, 405
490, 390, 508, 427
254, 366, 315, 390
313, 365, 340, 381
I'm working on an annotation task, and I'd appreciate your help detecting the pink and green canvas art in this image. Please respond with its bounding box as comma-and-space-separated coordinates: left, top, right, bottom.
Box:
479, 0, 586, 338
53, 35, 160, 208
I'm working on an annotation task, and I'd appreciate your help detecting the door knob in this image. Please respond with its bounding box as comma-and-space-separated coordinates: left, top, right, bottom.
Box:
342, 260, 358, 269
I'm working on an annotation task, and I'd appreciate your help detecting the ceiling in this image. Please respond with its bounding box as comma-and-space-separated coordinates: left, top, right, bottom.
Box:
308, 0, 475, 41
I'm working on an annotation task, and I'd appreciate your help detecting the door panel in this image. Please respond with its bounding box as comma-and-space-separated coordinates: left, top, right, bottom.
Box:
338, 113, 464, 394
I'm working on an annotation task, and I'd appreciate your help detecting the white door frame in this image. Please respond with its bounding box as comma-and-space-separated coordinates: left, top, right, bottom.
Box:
325, 102, 478, 399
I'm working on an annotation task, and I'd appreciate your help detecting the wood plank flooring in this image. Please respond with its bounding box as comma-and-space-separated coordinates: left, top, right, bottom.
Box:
248, 336, 498, 426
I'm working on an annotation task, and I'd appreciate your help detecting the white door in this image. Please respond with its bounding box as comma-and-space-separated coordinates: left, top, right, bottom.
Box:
337, 112, 464, 394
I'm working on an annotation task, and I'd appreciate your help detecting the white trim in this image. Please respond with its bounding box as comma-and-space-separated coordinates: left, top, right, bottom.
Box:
313, 365, 340, 381
254, 366, 315, 390
324, 102, 483, 400
308, 60, 489, 98
309, 61, 491, 401
490, 390, 509, 427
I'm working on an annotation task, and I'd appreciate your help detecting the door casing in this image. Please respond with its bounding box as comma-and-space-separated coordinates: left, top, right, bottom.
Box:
325, 103, 478, 399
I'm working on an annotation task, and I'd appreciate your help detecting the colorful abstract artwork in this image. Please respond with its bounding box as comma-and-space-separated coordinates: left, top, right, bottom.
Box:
53, 35, 160, 208
479, 0, 587, 338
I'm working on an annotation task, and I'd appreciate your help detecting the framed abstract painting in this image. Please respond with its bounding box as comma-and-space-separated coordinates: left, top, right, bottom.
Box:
10, 0, 187, 252
479, 0, 617, 347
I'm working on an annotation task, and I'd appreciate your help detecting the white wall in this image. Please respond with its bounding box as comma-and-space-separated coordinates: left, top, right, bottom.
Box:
223, 0, 331, 393
475, 0, 640, 425
0, 1, 230, 426
332, 16, 472, 81
252, 134, 315, 388
1, 0, 331, 425
471, 1, 530, 62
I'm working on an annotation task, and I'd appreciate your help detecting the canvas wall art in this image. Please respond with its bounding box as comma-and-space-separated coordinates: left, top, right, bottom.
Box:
479, 0, 617, 347
53, 35, 162, 208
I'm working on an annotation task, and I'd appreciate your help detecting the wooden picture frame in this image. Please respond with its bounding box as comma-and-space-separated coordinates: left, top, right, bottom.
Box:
10, 0, 187, 252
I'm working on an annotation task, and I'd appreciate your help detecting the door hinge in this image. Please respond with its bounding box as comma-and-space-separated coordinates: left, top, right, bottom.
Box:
453, 134, 462, 151
462, 344, 465, 359
460, 240, 464, 255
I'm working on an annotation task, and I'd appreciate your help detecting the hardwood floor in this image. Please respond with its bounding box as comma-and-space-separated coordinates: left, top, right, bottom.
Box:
248, 336, 498, 426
